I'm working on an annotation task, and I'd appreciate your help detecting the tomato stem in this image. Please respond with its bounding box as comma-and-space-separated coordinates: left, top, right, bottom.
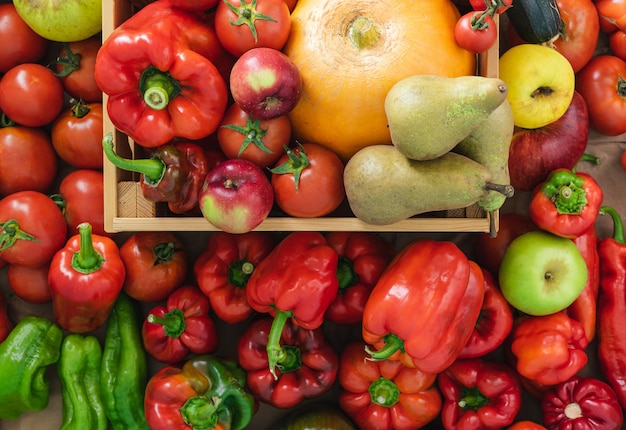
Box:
222, 0, 277, 43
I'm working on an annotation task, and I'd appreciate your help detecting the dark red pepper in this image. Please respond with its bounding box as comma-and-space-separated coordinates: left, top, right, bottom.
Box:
102, 133, 209, 214
142, 285, 219, 364
237, 316, 339, 409
0, 290, 12, 342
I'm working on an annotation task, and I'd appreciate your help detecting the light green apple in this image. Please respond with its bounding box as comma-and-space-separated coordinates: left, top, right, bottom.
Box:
498, 230, 588, 316
13, 0, 102, 43
499, 43, 575, 129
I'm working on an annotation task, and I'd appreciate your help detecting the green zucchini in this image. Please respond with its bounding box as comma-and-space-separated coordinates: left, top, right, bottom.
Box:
506, 0, 563, 44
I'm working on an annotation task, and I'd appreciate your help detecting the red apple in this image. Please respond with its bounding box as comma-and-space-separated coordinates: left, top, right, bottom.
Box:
229, 47, 302, 120
199, 159, 274, 233
508, 91, 589, 192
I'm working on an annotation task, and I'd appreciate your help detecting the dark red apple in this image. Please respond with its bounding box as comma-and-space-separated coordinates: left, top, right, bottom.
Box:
229, 47, 302, 120
508, 90, 589, 192
199, 158, 274, 233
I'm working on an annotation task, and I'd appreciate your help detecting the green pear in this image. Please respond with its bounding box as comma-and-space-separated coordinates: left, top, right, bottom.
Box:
343, 145, 513, 225
384, 75, 508, 161
453, 100, 516, 237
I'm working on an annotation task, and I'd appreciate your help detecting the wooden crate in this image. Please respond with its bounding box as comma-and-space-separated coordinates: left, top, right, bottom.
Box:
102, 2, 501, 233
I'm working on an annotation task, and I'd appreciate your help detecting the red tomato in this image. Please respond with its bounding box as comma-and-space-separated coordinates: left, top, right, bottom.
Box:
621, 149, 626, 171
56, 169, 108, 237
595, 0, 626, 33
0, 63, 65, 127
0, 3, 48, 73
609, 30, 626, 60
7, 262, 52, 304
454, 12, 498, 54
551, 0, 600, 72
0, 125, 58, 197
51, 101, 104, 170
271, 142, 345, 218
120, 231, 188, 302
469, 0, 512, 13
0, 190, 67, 267
576, 54, 626, 136
284, 0, 297, 11
54, 35, 102, 103
217, 103, 291, 168
507, 422, 547, 430
214, 0, 291, 57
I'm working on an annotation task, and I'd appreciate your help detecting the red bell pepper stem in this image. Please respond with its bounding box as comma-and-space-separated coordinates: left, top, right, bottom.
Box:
73, 223, 104, 274
231, 261, 255, 287
267, 309, 298, 379
458, 387, 489, 410
336, 256, 359, 291
147, 309, 186, 338
140, 66, 181, 111
365, 333, 405, 361
601, 206, 625, 244
102, 133, 165, 182
369, 377, 400, 407
180, 396, 220, 430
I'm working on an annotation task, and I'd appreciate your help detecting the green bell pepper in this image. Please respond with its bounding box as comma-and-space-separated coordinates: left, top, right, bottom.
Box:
0, 315, 63, 419
58, 333, 108, 430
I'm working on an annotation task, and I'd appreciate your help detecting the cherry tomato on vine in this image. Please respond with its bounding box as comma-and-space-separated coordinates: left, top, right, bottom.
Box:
454, 12, 498, 54
51, 100, 104, 170
0, 124, 58, 197
0, 63, 65, 127
217, 103, 291, 168
7, 262, 52, 304
214, 0, 291, 57
270, 142, 345, 218
0, 3, 48, 73
53, 35, 102, 103
576, 54, 626, 136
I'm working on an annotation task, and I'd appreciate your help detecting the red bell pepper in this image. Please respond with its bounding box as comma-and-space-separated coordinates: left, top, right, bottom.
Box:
245, 231, 339, 378
142, 285, 219, 364
528, 167, 603, 239
103, 134, 210, 214
541, 375, 624, 430
237, 316, 339, 409
362, 239, 485, 373
0, 290, 11, 343
596, 206, 626, 409
144, 354, 256, 430
193, 231, 276, 324
509, 313, 588, 387
324, 231, 395, 325
337, 341, 441, 430
563, 225, 599, 343
94, 0, 228, 147
48, 222, 126, 333
437, 358, 523, 430
458, 267, 514, 359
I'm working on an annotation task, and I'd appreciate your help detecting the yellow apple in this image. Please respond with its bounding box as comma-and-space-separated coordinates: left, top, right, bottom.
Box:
499, 44, 575, 129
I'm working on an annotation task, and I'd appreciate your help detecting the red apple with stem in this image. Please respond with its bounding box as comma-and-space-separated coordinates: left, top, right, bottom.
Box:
229, 47, 302, 120
508, 90, 589, 192
199, 158, 274, 234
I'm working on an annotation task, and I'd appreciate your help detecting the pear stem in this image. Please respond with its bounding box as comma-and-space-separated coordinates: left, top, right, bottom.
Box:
486, 183, 514, 198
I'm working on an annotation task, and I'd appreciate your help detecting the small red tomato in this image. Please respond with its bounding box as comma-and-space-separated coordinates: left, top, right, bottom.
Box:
56, 169, 108, 237
0, 3, 48, 73
271, 142, 345, 218
469, 0, 512, 13
217, 103, 291, 168
621, 149, 626, 171
7, 262, 52, 304
51, 101, 104, 169
0, 63, 65, 127
0, 125, 58, 197
54, 35, 102, 103
455, 12, 498, 54
596, 0, 626, 33
609, 30, 626, 61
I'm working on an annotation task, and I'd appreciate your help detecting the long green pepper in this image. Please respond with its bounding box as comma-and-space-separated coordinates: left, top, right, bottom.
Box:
100, 292, 150, 430
0, 315, 63, 420
58, 334, 108, 430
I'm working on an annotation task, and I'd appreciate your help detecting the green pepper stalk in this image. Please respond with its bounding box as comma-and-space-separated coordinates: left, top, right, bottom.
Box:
266, 309, 304, 379
139, 65, 181, 111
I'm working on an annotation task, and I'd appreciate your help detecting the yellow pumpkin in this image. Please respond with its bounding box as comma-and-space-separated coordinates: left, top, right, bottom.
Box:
282, 0, 476, 161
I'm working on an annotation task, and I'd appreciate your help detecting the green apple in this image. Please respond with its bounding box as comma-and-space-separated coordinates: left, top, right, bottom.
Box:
499, 44, 575, 129
498, 230, 587, 316
13, 0, 101, 43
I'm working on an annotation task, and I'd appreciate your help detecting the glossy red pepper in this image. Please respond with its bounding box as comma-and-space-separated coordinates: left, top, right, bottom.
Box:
246, 231, 339, 378
94, 0, 228, 147
458, 267, 514, 359
438, 358, 523, 430
596, 206, 626, 409
193, 231, 276, 324
103, 134, 210, 214
564, 225, 599, 343
0, 290, 12, 342
541, 375, 624, 430
237, 316, 339, 409
509, 313, 588, 387
338, 341, 441, 430
528, 167, 603, 239
324, 231, 395, 325
48, 222, 126, 333
362, 239, 485, 373
142, 285, 219, 364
